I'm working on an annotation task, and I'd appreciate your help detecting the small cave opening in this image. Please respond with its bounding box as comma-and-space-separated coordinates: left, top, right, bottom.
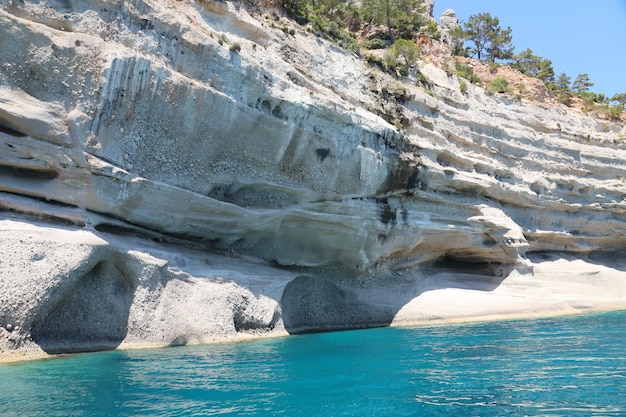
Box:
94, 222, 151, 239
0, 122, 27, 137
433, 256, 509, 277
30, 260, 135, 354
0, 164, 59, 180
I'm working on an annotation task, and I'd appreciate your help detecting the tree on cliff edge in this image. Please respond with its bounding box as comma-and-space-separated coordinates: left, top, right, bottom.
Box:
511, 49, 555, 82
360, 0, 425, 40
463, 12, 514, 62
572, 73, 594, 93
611, 92, 626, 110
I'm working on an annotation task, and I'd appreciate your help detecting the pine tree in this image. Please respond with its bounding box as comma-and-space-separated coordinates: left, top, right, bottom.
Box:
556, 72, 571, 90
511, 49, 540, 74
536, 59, 555, 83
360, 0, 424, 40
390, 38, 420, 68
610, 92, 626, 109
511, 48, 553, 81
279, 0, 308, 18
463, 13, 513, 62
572, 73, 593, 93
487, 26, 513, 62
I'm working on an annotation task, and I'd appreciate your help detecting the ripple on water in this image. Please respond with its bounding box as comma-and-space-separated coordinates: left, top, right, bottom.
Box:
1, 310, 625, 416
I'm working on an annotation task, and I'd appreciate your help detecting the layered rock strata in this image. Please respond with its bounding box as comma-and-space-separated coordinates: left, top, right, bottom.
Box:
1, 0, 625, 360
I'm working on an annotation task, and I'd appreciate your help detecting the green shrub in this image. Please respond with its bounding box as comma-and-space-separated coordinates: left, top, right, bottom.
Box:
229, 42, 241, 53
487, 76, 509, 94
384, 50, 399, 71
415, 68, 429, 85
366, 53, 383, 66
361, 38, 388, 50
459, 80, 468, 95
605, 105, 623, 121
390, 38, 420, 69
556, 91, 572, 106
455, 61, 480, 84
421, 20, 441, 40
580, 92, 596, 111
311, 14, 325, 33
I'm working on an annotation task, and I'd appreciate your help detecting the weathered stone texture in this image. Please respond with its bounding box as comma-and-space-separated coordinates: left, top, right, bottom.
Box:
1, 0, 625, 359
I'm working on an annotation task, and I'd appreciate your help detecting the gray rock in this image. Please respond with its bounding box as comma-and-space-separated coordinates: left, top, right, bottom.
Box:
439, 8, 463, 50
422, 0, 435, 19
1, 0, 626, 361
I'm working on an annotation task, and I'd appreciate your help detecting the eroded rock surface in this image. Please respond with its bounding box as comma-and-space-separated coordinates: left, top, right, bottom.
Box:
1, 0, 626, 359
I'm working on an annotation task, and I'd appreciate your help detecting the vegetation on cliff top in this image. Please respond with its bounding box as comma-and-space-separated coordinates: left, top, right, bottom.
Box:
274, 0, 624, 122
453, 12, 624, 121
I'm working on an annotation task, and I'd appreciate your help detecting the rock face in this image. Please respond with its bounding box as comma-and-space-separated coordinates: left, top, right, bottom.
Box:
420, 0, 435, 21
438, 8, 462, 51
1, 0, 626, 360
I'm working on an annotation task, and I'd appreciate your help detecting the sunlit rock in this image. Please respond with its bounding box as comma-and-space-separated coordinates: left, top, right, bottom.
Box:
1, 0, 626, 359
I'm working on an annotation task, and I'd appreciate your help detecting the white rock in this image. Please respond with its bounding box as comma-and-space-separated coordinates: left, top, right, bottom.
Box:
1, 0, 625, 359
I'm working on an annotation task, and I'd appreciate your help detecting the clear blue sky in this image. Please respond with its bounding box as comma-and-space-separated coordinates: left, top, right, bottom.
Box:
433, 1, 626, 96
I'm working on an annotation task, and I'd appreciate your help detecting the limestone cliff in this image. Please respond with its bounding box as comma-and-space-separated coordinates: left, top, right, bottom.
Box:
1, 0, 626, 360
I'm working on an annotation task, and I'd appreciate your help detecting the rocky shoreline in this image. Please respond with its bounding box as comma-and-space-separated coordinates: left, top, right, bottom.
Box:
1, 0, 625, 361
2, 215, 625, 363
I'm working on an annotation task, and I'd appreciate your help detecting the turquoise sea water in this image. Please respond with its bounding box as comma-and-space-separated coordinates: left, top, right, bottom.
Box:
1, 311, 625, 416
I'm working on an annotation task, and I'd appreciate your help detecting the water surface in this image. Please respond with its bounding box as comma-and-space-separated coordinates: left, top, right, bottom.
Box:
1, 311, 625, 416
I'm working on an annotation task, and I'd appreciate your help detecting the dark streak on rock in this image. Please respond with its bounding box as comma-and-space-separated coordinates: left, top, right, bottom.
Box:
315, 148, 331, 162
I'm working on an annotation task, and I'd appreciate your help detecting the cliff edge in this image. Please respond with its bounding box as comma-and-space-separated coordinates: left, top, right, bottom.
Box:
1, 0, 626, 361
